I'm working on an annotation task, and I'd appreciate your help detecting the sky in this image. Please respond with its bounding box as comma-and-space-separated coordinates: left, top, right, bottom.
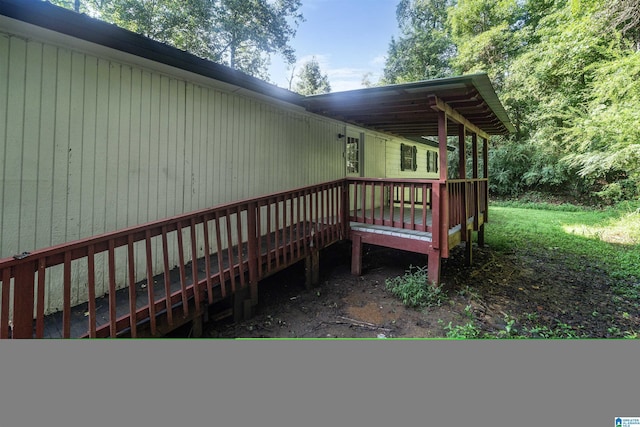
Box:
267, 0, 401, 92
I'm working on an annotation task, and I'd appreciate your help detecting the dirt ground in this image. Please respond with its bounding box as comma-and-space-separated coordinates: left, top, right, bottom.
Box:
202, 241, 640, 339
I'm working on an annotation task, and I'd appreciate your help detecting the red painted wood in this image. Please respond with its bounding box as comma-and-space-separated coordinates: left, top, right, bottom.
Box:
13, 262, 35, 338
351, 233, 362, 276
1, 268, 10, 339
428, 249, 441, 286
213, 213, 226, 298
87, 246, 97, 338
190, 217, 201, 313
36, 258, 46, 338
161, 225, 173, 326
202, 216, 214, 305
176, 221, 190, 317
247, 202, 258, 305
107, 241, 117, 338
127, 235, 137, 338
235, 207, 246, 290
458, 124, 466, 179
225, 211, 236, 293
439, 111, 448, 182
145, 229, 157, 335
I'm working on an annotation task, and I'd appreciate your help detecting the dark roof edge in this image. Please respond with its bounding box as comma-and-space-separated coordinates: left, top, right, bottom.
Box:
306, 73, 516, 135
467, 73, 516, 134
0, 0, 304, 105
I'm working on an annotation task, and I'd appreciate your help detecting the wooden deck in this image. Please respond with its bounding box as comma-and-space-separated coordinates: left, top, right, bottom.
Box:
1, 178, 488, 338
39, 223, 321, 338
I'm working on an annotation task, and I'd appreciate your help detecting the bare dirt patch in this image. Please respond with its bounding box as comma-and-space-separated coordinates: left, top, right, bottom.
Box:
203, 241, 640, 339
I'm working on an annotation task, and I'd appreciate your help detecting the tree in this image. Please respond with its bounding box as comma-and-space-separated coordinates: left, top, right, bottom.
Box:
48, 0, 304, 80
383, 0, 456, 83
294, 57, 331, 95
603, 0, 640, 50
447, 0, 522, 89
207, 0, 303, 78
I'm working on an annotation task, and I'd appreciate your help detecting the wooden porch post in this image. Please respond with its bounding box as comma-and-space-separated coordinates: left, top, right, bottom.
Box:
472, 132, 480, 229
478, 136, 489, 247
439, 112, 448, 182
472, 133, 479, 179
458, 124, 466, 179
12, 262, 36, 338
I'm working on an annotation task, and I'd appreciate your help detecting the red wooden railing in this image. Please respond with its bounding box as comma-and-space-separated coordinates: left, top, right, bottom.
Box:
0, 180, 345, 339
346, 178, 436, 233
0, 177, 486, 339
447, 179, 488, 231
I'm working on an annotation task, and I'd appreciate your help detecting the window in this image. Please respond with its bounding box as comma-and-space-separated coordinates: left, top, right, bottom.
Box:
427, 151, 439, 173
400, 144, 417, 171
346, 136, 359, 174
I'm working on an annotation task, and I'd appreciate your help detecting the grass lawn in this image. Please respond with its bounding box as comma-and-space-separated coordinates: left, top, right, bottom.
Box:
486, 200, 640, 282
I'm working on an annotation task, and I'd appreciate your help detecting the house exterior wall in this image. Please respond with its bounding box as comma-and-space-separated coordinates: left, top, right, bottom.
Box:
0, 22, 347, 313
385, 138, 440, 179
0, 16, 424, 314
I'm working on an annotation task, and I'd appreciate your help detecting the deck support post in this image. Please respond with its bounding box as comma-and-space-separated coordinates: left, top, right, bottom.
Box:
13, 263, 35, 338
478, 224, 485, 247
191, 314, 203, 338
305, 250, 320, 289
233, 287, 253, 322
465, 229, 473, 266
350, 234, 363, 276
427, 250, 441, 286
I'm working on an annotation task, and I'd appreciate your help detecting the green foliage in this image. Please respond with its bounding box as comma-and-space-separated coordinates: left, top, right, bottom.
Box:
51, 0, 303, 79
486, 204, 640, 282
383, 0, 640, 203
444, 320, 481, 338
385, 265, 444, 308
383, 0, 456, 83
294, 57, 331, 95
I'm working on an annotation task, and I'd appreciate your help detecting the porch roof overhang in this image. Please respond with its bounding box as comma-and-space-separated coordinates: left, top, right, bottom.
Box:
303, 74, 515, 139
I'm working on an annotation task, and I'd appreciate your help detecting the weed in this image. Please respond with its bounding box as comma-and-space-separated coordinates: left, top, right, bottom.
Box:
385, 265, 444, 308
444, 321, 482, 339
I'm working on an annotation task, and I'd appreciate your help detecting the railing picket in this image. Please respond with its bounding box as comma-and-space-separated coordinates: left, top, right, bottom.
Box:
161, 226, 173, 327
266, 202, 272, 271
1, 268, 10, 339
225, 211, 236, 293
296, 194, 302, 258
176, 221, 190, 317
289, 195, 295, 260
256, 205, 263, 278
235, 207, 246, 290
106, 241, 116, 338
281, 197, 287, 265
302, 192, 308, 255
275, 200, 281, 268
422, 185, 428, 232
202, 217, 214, 305
127, 235, 137, 338
190, 217, 201, 313
36, 258, 46, 338
214, 212, 226, 298
410, 183, 416, 229
87, 246, 97, 338
145, 229, 157, 335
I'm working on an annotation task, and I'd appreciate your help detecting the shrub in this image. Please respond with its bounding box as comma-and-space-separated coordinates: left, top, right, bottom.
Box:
385, 265, 444, 308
